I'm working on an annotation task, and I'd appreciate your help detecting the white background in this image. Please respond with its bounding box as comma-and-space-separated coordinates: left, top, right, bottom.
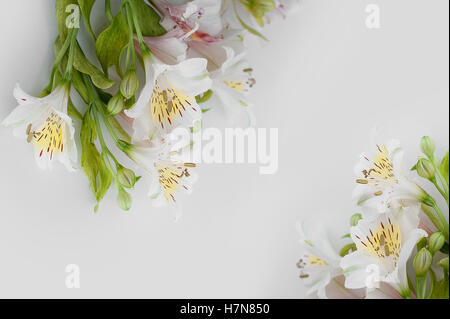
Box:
0, 0, 448, 298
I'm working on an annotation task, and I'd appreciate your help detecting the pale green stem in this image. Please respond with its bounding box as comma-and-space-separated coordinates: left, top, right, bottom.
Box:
105, 0, 113, 23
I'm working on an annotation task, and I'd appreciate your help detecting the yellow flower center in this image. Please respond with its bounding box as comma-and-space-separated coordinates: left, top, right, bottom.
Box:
31, 112, 65, 160
156, 162, 196, 203
151, 83, 197, 129
358, 145, 398, 187
355, 218, 402, 267
297, 253, 328, 278
224, 81, 246, 93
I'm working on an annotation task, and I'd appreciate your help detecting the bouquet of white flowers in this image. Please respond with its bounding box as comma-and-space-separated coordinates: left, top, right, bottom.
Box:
297, 131, 449, 299
2, 0, 299, 215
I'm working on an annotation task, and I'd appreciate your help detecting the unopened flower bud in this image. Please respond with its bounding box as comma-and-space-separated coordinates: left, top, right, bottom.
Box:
117, 188, 132, 211
413, 248, 432, 277
107, 93, 125, 116
438, 257, 449, 273
120, 71, 139, 99
350, 213, 362, 226
429, 232, 445, 254
416, 158, 436, 180
420, 136, 435, 158
117, 167, 137, 189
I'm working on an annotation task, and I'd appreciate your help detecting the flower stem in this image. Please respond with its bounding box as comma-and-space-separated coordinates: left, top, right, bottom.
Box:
63, 27, 79, 82
431, 200, 449, 240
127, 0, 145, 47
421, 204, 447, 239
431, 178, 449, 206
426, 269, 436, 299
44, 28, 75, 93
125, 3, 137, 71
431, 155, 450, 205
91, 105, 120, 172
105, 0, 113, 23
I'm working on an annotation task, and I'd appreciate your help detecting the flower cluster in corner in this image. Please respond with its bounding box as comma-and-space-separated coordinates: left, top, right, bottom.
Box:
2, 0, 299, 215
297, 131, 449, 299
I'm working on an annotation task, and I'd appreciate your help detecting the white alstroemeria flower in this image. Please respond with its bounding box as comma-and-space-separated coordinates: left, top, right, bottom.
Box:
187, 28, 247, 70
340, 205, 427, 298
296, 220, 343, 299
154, 0, 224, 39
353, 138, 428, 217
142, 29, 189, 65
125, 53, 211, 140
126, 132, 197, 218
202, 46, 255, 126
2, 83, 77, 171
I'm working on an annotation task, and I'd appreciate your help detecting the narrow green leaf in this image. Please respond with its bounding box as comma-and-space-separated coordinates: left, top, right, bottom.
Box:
71, 69, 90, 103
74, 42, 114, 89
81, 110, 113, 211
78, 0, 96, 39
68, 98, 83, 121
130, 0, 166, 37
96, 12, 129, 73
55, 33, 114, 91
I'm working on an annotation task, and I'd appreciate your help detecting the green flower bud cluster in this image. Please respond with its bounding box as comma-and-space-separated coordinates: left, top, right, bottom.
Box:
114, 165, 141, 212
107, 71, 139, 116
414, 232, 446, 277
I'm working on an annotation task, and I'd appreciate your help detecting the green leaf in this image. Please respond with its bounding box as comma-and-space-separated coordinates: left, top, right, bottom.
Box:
68, 98, 83, 121
108, 117, 132, 143
74, 42, 114, 89
71, 69, 90, 103
56, 0, 77, 40
54, 35, 114, 90
78, 0, 96, 39
96, 12, 129, 73
130, 0, 166, 37
440, 151, 449, 186
80, 109, 113, 212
